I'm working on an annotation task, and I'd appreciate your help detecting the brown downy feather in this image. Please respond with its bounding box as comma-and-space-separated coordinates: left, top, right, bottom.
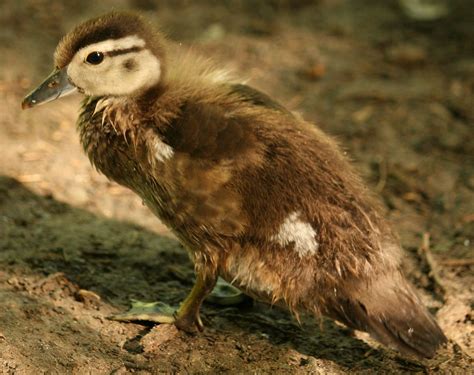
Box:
326, 271, 447, 359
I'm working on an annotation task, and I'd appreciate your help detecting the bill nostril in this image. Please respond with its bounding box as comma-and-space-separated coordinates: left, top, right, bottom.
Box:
48, 80, 59, 88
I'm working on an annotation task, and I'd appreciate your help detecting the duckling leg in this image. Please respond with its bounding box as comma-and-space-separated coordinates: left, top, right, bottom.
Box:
174, 272, 217, 332
109, 270, 218, 332
173, 274, 249, 330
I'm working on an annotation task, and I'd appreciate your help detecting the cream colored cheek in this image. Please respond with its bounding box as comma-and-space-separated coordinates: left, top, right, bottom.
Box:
67, 59, 110, 94
103, 54, 161, 95
67, 51, 161, 96
66, 63, 82, 89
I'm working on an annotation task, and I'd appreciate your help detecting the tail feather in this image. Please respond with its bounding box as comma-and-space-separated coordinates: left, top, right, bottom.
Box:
327, 273, 447, 358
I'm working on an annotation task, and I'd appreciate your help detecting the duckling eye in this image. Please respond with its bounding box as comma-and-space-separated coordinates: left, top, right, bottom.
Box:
85, 51, 104, 65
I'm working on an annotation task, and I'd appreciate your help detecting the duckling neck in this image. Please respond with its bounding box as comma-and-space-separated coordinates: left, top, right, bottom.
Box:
135, 82, 168, 108
76, 80, 180, 181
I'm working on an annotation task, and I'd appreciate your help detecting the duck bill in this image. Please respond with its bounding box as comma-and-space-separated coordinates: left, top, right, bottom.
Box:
21, 67, 77, 109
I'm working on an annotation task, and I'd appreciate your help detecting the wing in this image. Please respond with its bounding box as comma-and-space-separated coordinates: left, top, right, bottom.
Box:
154, 94, 268, 237
160, 83, 291, 161
162, 100, 263, 162
229, 83, 292, 115
152, 85, 294, 236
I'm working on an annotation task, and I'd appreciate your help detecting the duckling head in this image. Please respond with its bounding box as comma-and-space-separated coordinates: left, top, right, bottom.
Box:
22, 12, 165, 109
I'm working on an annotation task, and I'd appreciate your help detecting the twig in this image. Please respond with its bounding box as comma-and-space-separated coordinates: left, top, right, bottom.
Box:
417, 232, 447, 299
439, 258, 474, 267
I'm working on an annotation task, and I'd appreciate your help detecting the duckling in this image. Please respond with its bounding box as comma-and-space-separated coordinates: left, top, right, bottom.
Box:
22, 12, 447, 359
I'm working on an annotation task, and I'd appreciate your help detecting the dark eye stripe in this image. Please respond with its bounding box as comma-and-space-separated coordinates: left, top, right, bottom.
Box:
106, 46, 144, 57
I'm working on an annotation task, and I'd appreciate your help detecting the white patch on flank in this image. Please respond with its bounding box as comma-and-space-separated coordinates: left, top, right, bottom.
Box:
271, 211, 319, 257
154, 139, 174, 162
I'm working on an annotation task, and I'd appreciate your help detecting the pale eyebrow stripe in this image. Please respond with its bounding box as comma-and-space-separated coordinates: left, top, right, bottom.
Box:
81, 35, 146, 54
106, 46, 144, 57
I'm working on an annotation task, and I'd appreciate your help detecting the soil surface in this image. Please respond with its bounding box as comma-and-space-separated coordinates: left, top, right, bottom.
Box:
0, 0, 473, 374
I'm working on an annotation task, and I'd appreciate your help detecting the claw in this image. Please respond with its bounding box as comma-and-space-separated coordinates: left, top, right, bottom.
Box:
174, 309, 203, 333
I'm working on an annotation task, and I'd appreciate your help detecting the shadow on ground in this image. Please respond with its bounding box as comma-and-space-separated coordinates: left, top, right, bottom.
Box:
1, 176, 469, 374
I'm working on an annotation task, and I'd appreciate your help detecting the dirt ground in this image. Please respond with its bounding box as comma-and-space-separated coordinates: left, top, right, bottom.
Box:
0, 0, 473, 373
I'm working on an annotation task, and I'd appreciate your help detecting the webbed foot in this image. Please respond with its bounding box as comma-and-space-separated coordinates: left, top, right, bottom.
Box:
207, 277, 247, 306
109, 300, 177, 324
108, 278, 246, 332
109, 298, 204, 332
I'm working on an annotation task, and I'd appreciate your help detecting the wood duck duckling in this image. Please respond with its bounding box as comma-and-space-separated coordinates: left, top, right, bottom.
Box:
22, 12, 447, 359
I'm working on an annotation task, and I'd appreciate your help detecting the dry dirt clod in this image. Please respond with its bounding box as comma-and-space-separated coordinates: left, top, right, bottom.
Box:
303, 62, 326, 80
141, 325, 180, 354
75, 288, 102, 308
